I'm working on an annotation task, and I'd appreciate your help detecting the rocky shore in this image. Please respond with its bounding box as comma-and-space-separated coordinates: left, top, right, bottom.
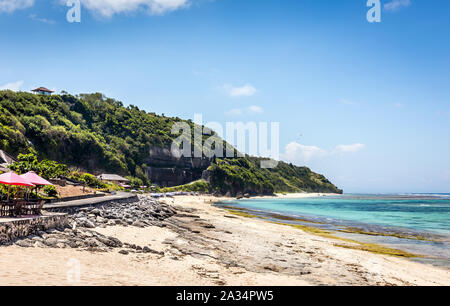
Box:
11, 197, 176, 255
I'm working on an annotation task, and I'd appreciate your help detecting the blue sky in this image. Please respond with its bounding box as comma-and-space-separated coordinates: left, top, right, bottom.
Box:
0, 0, 449, 193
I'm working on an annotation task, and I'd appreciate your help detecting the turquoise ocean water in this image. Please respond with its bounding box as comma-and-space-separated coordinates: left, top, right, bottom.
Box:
217, 194, 450, 267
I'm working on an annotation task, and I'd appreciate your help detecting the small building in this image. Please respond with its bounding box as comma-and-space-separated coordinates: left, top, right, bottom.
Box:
97, 174, 129, 185
32, 87, 54, 95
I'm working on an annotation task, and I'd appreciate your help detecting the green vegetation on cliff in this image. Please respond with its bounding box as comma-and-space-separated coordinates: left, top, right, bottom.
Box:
0, 90, 342, 194
161, 180, 211, 193
0, 90, 189, 183
208, 157, 342, 195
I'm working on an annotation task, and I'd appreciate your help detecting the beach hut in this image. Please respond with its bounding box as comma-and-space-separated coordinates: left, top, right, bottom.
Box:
97, 174, 129, 185
31, 87, 54, 95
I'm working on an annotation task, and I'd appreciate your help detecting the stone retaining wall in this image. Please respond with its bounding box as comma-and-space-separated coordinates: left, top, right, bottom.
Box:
46, 193, 106, 203
0, 195, 139, 245
0, 214, 68, 245
45, 195, 138, 214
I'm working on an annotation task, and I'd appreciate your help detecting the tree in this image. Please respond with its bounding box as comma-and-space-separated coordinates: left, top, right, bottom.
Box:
8, 153, 69, 179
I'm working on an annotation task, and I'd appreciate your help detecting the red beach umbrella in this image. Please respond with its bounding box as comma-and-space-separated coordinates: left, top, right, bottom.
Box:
0, 172, 34, 187
0, 172, 34, 201
20, 171, 53, 186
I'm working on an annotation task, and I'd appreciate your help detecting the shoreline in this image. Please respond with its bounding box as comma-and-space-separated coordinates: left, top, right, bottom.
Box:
216, 193, 450, 264
216, 197, 447, 240
0, 194, 448, 286
233, 192, 341, 200
160, 195, 449, 285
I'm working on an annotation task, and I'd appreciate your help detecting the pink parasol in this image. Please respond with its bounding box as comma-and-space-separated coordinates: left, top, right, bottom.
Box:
20, 171, 53, 186
0, 172, 34, 201
0, 172, 34, 187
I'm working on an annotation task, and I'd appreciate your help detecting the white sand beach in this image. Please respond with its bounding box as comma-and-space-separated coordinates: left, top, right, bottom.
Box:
0, 195, 448, 286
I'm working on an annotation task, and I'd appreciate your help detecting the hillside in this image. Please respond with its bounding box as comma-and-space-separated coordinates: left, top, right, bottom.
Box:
0, 90, 342, 194
208, 157, 342, 195
0, 90, 188, 182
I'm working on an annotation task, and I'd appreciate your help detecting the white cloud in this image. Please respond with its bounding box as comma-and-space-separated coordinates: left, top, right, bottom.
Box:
78, 0, 190, 17
282, 142, 327, 163
0, 80, 24, 91
281, 142, 365, 166
394, 103, 405, 108
225, 105, 264, 116
1, 0, 191, 16
0, 0, 33, 13
223, 84, 257, 97
29, 14, 56, 24
334, 143, 365, 153
248, 105, 263, 114
384, 0, 411, 12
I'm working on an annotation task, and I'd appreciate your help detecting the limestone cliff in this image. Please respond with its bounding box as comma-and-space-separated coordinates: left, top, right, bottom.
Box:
145, 146, 213, 187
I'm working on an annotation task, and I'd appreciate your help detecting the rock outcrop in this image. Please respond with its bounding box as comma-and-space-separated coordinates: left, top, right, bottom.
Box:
145, 146, 213, 187
12, 196, 176, 253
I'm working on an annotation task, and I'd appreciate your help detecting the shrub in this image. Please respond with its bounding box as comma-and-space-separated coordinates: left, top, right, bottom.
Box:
99, 182, 124, 193
70, 172, 107, 188
43, 185, 58, 197
126, 176, 144, 189
162, 180, 211, 193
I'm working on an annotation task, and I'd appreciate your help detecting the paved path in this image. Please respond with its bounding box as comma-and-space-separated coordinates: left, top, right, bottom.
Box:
44, 192, 138, 209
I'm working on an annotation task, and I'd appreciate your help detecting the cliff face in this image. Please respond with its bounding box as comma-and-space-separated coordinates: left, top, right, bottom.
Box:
145, 146, 212, 187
